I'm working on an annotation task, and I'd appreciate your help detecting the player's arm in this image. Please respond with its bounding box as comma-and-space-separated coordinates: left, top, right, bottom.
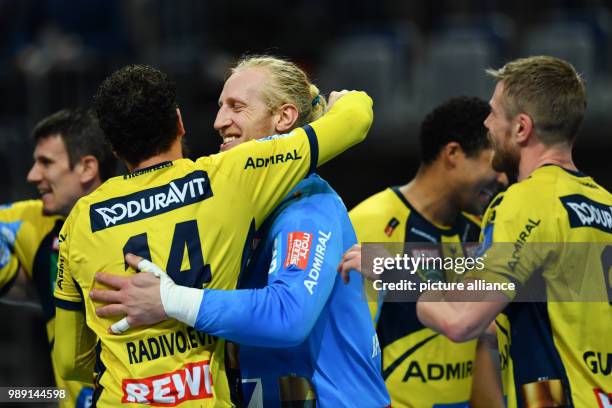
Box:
417, 191, 544, 342
470, 323, 505, 408
92, 206, 342, 343
54, 307, 97, 382
53, 216, 97, 381
192, 207, 340, 347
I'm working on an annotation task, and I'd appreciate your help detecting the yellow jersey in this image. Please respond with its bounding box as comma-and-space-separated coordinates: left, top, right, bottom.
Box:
350, 187, 482, 408
475, 165, 612, 408
54, 92, 373, 407
0, 200, 93, 407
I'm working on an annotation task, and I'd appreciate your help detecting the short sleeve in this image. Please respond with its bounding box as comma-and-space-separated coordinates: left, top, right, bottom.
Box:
54, 213, 84, 310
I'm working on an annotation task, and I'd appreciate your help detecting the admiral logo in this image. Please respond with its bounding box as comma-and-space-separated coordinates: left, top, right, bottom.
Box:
56, 255, 65, 290
90, 171, 211, 232
284, 232, 312, 270
122, 360, 213, 406
244, 149, 303, 170
304, 230, 331, 295
507, 218, 540, 272
402, 359, 473, 383
561, 195, 612, 233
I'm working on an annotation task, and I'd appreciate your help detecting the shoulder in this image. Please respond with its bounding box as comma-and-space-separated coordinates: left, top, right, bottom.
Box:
350, 188, 399, 222
275, 192, 342, 230
0, 199, 61, 226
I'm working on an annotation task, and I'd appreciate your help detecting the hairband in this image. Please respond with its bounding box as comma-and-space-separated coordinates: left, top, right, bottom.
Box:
311, 94, 320, 107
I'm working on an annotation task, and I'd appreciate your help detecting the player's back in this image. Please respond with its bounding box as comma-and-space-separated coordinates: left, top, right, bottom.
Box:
480, 165, 611, 407
60, 158, 252, 406
56, 144, 316, 407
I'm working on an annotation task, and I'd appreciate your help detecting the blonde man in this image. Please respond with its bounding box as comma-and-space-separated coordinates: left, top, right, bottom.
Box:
416, 56, 611, 407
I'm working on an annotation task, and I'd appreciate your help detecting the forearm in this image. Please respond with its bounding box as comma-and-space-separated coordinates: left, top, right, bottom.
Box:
417, 288, 508, 342
312, 92, 373, 166
194, 284, 316, 347
470, 325, 504, 408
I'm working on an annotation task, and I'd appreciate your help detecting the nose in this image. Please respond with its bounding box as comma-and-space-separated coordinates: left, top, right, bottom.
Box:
27, 162, 42, 184
213, 106, 231, 133
483, 113, 492, 129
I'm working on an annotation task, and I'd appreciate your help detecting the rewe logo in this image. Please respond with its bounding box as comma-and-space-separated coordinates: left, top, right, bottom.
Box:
90, 171, 212, 232
561, 195, 612, 233
594, 388, 611, 408
122, 360, 213, 406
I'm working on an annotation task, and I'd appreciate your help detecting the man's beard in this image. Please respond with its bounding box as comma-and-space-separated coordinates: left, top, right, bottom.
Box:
491, 135, 519, 180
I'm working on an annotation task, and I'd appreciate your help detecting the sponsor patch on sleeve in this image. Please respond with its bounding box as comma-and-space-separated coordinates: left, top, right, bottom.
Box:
284, 232, 312, 270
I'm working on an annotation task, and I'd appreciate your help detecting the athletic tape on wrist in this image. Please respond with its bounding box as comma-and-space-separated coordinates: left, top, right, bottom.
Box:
138, 258, 203, 327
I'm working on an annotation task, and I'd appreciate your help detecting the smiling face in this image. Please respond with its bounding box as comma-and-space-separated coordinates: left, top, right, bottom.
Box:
484, 81, 521, 177
26, 135, 87, 216
213, 67, 278, 152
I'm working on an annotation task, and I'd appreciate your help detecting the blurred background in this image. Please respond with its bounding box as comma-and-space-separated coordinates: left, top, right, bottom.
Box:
1, 0, 611, 389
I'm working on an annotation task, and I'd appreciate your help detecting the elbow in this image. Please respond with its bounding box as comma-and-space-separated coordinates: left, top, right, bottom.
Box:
276, 315, 312, 346
440, 315, 479, 343
351, 97, 374, 142
417, 301, 477, 343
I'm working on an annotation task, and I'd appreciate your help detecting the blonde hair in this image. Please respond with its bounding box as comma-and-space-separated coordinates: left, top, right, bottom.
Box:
230, 55, 326, 127
486, 55, 587, 144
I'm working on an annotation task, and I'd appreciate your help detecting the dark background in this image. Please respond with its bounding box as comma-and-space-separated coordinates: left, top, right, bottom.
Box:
0, 0, 610, 389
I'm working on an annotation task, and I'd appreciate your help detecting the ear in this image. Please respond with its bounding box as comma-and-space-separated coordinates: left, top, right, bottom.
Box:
176, 108, 186, 137
274, 104, 299, 133
78, 155, 99, 185
441, 141, 463, 168
515, 113, 533, 145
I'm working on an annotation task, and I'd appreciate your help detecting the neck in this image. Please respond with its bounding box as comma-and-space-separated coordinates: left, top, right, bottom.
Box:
399, 165, 459, 226
127, 137, 183, 173
518, 142, 575, 181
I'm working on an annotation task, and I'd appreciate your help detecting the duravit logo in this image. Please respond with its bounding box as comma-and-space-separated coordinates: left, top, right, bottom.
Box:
560, 194, 612, 233
90, 171, 212, 232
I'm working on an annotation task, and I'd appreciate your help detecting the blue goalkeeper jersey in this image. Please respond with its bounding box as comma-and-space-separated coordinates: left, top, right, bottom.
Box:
193, 174, 390, 407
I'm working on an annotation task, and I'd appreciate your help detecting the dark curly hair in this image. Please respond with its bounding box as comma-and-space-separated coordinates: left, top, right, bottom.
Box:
94, 65, 178, 166
33, 109, 117, 181
419, 96, 491, 165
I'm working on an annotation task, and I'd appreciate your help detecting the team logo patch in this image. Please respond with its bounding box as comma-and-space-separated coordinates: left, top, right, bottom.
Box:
384, 217, 400, 237
121, 360, 213, 406
560, 194, 612, 233
90, 171, 212, 232
284, 232, 312, 270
